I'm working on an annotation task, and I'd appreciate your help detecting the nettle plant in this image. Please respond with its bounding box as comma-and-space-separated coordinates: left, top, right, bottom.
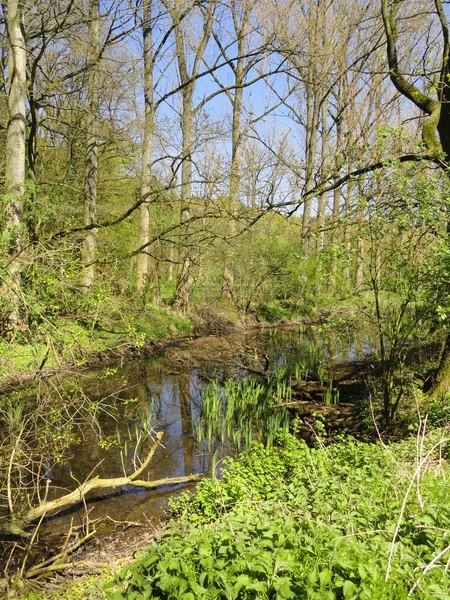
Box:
108, 431, 450, 599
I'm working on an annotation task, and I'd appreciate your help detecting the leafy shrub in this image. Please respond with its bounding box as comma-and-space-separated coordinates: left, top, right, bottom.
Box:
257, 302, 288, 323
107, 432, 450, 599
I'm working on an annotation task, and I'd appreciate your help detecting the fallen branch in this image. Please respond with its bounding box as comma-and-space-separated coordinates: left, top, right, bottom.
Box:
25, 528, 97, 579
0, 432, 204, 537
26, 556, 133, 580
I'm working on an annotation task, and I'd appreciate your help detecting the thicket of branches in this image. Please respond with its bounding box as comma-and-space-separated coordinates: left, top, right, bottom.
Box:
0, 0, 447, 328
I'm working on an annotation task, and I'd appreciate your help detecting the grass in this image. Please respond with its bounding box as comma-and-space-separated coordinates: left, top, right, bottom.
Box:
0, 305, 194, 388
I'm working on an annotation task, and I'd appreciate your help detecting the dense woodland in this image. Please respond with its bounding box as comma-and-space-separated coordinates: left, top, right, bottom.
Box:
1, 0, 449, 345
3, 1, 450, 597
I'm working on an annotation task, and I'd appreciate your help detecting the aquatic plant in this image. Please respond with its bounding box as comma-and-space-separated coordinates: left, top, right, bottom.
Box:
195, 373, 290, 454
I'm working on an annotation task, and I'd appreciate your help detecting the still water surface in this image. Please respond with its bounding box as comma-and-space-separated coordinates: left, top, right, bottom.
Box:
39, 326, 374, 533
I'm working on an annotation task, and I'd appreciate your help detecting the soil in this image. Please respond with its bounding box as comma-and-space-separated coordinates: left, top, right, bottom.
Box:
287, 359, 374, 445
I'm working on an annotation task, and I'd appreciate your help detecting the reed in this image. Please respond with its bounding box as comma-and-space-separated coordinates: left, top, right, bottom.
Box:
196, 373, 290, 454
323, 380, 340, 405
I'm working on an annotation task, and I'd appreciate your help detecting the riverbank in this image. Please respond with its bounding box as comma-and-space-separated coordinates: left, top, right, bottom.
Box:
0, 303, 271, 392
108, 429, 450, 599
22, 427, 450, 600
1, 304, 446, 598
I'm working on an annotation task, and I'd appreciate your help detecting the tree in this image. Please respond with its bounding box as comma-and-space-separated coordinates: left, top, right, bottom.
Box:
81, 0, 100, 294
381, 0, 450, 394
136, 0, 155, 296
2, 0, 27, 333
382, 0, 450, 160
160, 0, 217, 311
217, 0, 259, 301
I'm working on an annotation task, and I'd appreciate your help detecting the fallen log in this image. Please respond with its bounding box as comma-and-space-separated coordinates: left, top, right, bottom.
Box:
0, 432, 204, 537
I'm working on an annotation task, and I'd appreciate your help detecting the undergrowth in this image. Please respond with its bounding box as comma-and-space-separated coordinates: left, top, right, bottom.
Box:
0, 304, 193, 386
106, 430, 450, 599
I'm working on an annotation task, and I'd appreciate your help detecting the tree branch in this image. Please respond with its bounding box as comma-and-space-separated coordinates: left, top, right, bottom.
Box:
0, 432, 204, 537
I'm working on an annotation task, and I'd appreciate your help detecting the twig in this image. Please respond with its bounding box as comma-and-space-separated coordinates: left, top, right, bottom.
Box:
385, 438, 448, 582
408, 544, 450, 596
25, 528, 97, 579
7, 423, 25, 514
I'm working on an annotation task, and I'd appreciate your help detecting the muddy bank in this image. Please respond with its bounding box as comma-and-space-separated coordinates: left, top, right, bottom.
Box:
0, 305, 274, 394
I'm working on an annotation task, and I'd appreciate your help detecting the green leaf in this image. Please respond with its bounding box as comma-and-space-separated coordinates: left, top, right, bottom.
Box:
274, 576, 295, 599
233, 573, 252, 592
343, 580, 358, 599
319, 569, 332, 587
307, 569, 318, 585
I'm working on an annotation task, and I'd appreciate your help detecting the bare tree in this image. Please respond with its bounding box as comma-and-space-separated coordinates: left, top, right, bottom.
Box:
211, 0, 263, 301
160, 0, 217, 311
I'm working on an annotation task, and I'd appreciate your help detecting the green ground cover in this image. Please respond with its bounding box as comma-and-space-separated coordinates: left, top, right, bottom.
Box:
106, 431, 450, 599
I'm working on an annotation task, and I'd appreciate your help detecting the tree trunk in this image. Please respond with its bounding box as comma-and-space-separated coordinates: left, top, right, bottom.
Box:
302, 84, 320, 240
221, 9, 248, 302
3, 0, 27, 334
136, 0, 155, 298
317, 98, 329, 254
381, 0, 450, 394
81, 0, 100, 294
355, 237, 364, 290
174, 83, 194, 312
165, 0, 216, 311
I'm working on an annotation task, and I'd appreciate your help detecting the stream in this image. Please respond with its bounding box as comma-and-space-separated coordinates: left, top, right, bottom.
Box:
0, 324, 375, 572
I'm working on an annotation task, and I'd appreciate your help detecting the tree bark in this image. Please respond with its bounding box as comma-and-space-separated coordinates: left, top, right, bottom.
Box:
136, 0, 155, 297
164, 0, 216, 312
3, 0, 27, 334
81, 0, 100, 294
174, 81, 195, 312
220, 0, 254, 302
302, 83, 320, 240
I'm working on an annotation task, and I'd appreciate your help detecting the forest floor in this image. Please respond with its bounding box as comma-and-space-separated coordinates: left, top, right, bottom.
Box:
1, 304, 441, 598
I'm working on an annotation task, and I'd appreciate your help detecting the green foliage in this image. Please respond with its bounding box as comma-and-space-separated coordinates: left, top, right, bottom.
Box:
170, 438, 302, 524
408, 392, 450, 431
349, 159, 450, 429
195, 374, 290, 454
107, 432, 450, 599
23, 572, 109, 599
130, 307, 194, 340
257, 301, 288, 323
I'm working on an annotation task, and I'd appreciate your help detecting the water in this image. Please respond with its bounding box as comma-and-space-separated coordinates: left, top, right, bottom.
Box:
0, 325, 375, 561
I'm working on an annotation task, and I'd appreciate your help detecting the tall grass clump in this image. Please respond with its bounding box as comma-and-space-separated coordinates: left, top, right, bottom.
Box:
195, 369, 291, 454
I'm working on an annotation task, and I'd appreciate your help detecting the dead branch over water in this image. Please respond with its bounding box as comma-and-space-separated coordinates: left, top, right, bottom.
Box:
0, 432, 203, 537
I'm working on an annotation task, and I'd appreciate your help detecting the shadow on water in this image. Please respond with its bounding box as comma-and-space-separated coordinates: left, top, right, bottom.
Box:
0, 325, 376, 570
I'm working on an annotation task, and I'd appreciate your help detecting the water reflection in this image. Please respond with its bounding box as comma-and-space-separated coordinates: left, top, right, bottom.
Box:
37, 326, 375, 532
